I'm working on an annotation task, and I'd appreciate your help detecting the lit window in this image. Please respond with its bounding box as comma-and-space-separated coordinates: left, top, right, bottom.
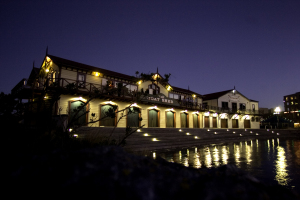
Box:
286, 97, 288, 101
169, 93, 174, 98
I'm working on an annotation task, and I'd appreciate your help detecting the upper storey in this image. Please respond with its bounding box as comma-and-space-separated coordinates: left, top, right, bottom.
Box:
12, 54, 203, 110
202, 88, 260, 115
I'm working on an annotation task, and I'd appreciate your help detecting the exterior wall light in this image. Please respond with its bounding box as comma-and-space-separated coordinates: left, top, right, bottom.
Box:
94, 72, 100, 76
45, 69, 49, 72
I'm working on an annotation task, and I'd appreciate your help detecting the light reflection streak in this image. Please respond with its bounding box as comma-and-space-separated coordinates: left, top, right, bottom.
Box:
213, 146, 220, 167
222, 146, 228, 165
235, 144, 240, 167
246, 143, 252, 164
267, 140, 270, 154
275, 146, 290, 186
205, 147, 212, 168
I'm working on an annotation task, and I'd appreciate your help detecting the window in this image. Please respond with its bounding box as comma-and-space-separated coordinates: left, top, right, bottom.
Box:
77, 73, 86, 88
287, 102, 289, 105
291, 102, 294, 105
169, 93, 174, 98
252, 104, 255, 111
239, 103, 246, 110
291, 97, 293, 100
222, 102, 228, 108
148, 84, 160, 95
286, 97, 289, 101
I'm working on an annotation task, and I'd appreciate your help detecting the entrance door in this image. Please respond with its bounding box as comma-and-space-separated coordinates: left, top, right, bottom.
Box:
193, 114, 199, 128
127, 107, 140, 127
166, 111, 175, 128
221, 119, 228, 128
232, 103, 237, 112
181, 113, 188, 128
213, 117, 217, 128
232, 119, 239, 128
149, 109, 159, 127
244, 120, 250, 128
100, 104, 116, 126
69, 101, 87, 126
204, 116, 209, 128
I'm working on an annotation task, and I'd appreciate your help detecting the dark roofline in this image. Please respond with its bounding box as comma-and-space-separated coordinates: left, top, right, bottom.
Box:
47, 54, 137, 82
202, 89, 252, 101
284, 92, 300, 97
172, 86, 202, 97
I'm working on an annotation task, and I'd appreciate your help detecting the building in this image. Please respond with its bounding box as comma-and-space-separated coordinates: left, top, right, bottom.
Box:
283, 92, 300, 127
11, 53, 261, 129
202, 88, 261, 129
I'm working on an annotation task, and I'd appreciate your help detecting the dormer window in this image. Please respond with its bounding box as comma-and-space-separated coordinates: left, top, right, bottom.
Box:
149, 84, 160, 95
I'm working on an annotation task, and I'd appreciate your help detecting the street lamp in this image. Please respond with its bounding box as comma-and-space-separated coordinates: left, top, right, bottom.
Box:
274, 107, 281, 129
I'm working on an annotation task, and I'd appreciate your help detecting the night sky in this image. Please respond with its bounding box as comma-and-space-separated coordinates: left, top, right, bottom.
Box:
1, 0, 299, 109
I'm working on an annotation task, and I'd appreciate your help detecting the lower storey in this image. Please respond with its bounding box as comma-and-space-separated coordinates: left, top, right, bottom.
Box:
58, 95, 260, 129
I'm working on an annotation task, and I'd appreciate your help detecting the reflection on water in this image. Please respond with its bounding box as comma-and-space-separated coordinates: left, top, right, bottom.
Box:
275, 146, 289, 186
150, 138, 300, 190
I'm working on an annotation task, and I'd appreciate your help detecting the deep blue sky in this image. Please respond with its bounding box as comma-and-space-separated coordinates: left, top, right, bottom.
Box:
1, 0, 299, 109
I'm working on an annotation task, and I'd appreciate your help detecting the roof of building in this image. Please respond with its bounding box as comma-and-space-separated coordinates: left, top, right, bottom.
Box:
202, 89, 258, 102
172, 86, 202, 97
47, 54, 136, 81
46, 54, 200, 96
284, 92, 300, 97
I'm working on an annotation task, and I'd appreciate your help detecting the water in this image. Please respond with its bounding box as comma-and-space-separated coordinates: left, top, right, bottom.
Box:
149, 138, 300, 191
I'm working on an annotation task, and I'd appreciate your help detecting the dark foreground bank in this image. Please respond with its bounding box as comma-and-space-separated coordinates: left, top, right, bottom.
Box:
6, 145, 299, 199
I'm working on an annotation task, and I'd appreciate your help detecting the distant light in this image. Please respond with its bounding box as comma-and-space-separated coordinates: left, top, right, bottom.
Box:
152, 138, 158, 141
233, 132, 235, 134
179, 129, 182, 132
153, 152, 156, 159
274, 107, 281, 114
240, 134, 242, 136
277, 133, 280, 135
256, 133, 259, 135
186, 132, 190, 135
69, 128, 73, 132
137, 129, 141, 132
214, 132, 217, 134
45, 69, 49, 72
144, 133, 149, 136
207, 129, 210, 131
194, 136, 198, 139
73, 134, 78, 138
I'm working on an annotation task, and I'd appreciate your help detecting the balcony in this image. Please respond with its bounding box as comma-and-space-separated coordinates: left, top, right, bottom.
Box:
11, 78, 137, 101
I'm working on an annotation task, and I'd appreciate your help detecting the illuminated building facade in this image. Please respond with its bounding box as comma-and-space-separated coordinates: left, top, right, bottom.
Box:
12, 53, 261, 129
283, 92, 300, 127
202, 89, 260, 129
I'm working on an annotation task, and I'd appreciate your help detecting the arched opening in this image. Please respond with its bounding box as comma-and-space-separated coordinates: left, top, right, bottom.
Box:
127, 107, 140, 128
181, 112, 189, 128
69, 100, 88, 126
193, 113, 199, 128
100, 104, 118, 126
166, 110, 176, 128
148, 109, 159, 127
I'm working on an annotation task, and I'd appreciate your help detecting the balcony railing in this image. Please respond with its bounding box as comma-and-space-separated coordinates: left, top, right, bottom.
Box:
12, 77, 137, 100
178, 101, 262, 115
12, 78, 263, 115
